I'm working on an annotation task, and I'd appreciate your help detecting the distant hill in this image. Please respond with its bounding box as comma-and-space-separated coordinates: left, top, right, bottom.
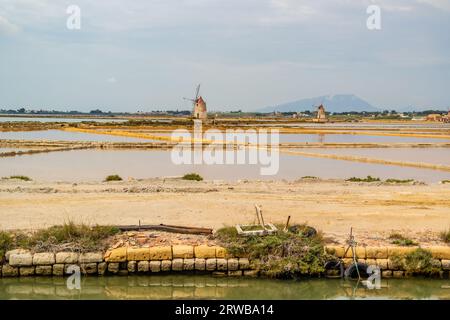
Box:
259, 94, 379, 113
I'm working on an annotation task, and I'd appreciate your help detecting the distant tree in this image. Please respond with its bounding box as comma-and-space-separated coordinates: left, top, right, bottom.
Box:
89, 109, 103, 114
17, 108, 26, 113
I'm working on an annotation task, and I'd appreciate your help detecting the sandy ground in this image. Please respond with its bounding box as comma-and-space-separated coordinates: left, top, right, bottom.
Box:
0, 178, 449, 246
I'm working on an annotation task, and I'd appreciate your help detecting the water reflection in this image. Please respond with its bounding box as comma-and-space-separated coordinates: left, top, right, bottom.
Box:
0, 275, 448, 300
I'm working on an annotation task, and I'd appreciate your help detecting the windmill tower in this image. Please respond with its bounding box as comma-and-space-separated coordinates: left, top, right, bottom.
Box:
184, 84, 207, 120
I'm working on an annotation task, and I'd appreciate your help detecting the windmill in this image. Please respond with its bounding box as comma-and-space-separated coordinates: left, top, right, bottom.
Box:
183, 84, 207, 120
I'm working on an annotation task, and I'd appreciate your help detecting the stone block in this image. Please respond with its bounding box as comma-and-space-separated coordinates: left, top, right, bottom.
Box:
215, 247, 228, 258
98, 262, 107, 276
172, 245, 194, 259
184, 258, 195, 271
52, 264, 64, 276
387, 246, 418, 257
161, 260, 172, 271
56, 252, 79, 264
365, 247, 388, 259
195, 258, 206, 271
2, 264, 18, 277
79, 252, 103, 263
5, 249, 30, 261
344, 247, 366, 259
376, 259, 389, 270
429, 246, 450, 260
150, 261, 161, 272
393, 271, 404, 278
127, 247, 151, 261
228, 270, 242, 276
81, 263, 97, 275
149, 246, 172, 260
194, 245, 216, 258
64, 264, 80, 275
206, 258, 217, 271
19, 266, 35, 276
239, 258, 250, 270
227, 258, 239, 271
137, 261, 149, 272
105, 247, 127, 262
441, 259, 450, 270
9, 253, 33, 267
172, 258, 183, 271
382, 270, 392, 278
35, 265, 52, 276
108, 262, 120, 274
217, 258, 228, 271
212, 271, 227, 277
127, 261, 137, 273
33, 252, 55, 265
325, 245, 345, 258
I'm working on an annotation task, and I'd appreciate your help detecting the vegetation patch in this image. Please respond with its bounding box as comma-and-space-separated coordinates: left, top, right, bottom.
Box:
442, 180, 450, 184
385, 179, 414, 184
5, 175, 32, 181
215, 225, 331, 278
0, 222, 120, 255
440, 229, 450, 243
346, 175, 380, 183
388, 233, 417, 246
389, 248, 440, 275
301, 176, 318, 180
104, 174, 123, 182
182, 173, 203, 181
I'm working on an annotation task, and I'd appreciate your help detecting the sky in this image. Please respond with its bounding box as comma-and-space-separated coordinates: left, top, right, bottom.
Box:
0, 0, 449, 112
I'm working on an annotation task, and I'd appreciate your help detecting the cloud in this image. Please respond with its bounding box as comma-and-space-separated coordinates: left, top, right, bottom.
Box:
417, 0, 450, 11
107, 77, 117, 83
0, 15, 19, 35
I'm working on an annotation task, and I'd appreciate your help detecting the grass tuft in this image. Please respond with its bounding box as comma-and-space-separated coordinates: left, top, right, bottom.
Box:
104, 174, 123, 182
346, 175, 380, 182
389, 248, 439, 274
0, 222, 120, 254
182, 173, 203, 181
7, 175, 32, 181
388, 232, 417, 246
385, 179, 414, 184
440, 229, 450, 243
215, 225, 330, 278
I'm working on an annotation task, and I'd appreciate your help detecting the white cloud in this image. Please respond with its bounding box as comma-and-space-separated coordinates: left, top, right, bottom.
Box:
107, 77, 117, 83
417, 0, 450, 11
0, 15, 19, 35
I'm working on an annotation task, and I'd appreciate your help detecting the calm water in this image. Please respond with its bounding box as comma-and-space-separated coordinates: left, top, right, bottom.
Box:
0, 117, 126, 123
0, 130, 157, 142
129, 131, 450, 143
0, 275, 448, 300
1, 149, 450, 182
303, 148, 450, 166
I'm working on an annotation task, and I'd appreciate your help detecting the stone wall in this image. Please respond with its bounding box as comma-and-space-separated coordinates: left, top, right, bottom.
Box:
1, 245, 449, 278
324, 245, 450, 278
1, 245, 253, 278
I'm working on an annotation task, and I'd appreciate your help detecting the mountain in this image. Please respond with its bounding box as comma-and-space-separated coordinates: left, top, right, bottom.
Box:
259, 94, 379, 113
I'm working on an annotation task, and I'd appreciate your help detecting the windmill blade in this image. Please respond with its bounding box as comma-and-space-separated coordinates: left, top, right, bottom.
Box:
195, 84, 201, 100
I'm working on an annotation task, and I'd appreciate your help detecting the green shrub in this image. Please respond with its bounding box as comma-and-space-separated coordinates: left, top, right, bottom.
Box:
346, 176, 380, 182
385, 179, 414, 184
0, 231, 13, 260
7, 175, 31, 181
440, 229, 450, 243
442, 180, 450, 184
215, 225, 330, 278
182, 173, 203, 181
301, 176, 318, 179
389, 248, 439, 274
0, 222, 120, 253
104, 174, 123, 182
388, 233, 417, 246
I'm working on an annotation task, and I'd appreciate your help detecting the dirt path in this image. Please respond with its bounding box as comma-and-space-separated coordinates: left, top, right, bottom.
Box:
0, 178, 449, 245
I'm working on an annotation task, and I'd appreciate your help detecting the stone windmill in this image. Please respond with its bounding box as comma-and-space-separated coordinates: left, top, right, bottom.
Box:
184, 84, 207, 120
